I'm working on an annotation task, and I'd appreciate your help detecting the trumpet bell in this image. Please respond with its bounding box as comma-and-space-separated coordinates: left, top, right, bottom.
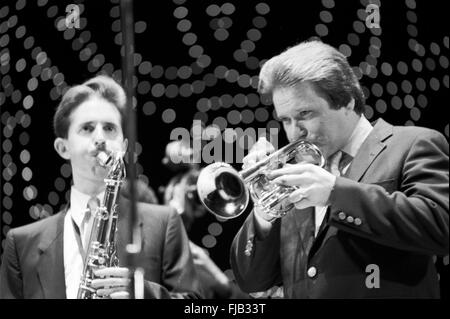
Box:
196, 162, 249, 219
196, 139, 325, 221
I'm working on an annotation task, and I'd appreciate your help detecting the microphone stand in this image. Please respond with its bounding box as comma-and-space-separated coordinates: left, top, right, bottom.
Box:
119, 0, 144, 299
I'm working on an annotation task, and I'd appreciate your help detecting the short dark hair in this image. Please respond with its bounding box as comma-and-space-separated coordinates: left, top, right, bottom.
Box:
53, 75, 127, 138
258, 40, 365, 114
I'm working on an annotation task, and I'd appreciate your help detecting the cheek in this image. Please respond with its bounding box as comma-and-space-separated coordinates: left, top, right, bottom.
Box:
67, 137, 91, 157
108, 138, 126, 152
67, 139, 82, 154
304, 120, 322, 138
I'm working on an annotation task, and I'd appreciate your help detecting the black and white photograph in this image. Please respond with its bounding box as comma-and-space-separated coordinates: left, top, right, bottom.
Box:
0, 0, 448, 308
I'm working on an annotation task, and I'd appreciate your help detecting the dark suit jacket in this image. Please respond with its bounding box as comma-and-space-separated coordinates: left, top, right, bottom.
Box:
231, 119, 449, 298
0, 196, 203, 299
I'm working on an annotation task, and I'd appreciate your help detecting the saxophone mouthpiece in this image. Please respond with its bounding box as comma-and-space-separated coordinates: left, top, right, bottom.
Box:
96, 150, 125, 168
96, 150, 113, 167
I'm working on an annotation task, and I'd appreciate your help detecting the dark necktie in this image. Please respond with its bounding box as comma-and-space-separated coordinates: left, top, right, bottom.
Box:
338, 151, 353, 176
326, 151, 353, 177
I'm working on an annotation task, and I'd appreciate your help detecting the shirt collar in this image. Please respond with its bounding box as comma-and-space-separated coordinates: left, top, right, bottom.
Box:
341, 115, 373, 158
69, 186, 104, 227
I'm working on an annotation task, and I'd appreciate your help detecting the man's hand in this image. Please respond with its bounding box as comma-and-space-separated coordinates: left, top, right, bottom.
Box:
189, 241, 232, 298
91, 267, 131, 299
268, 163, 337, 209
242, 137, 275, 169
189, 242, 230, 287
169, 182, 186, 215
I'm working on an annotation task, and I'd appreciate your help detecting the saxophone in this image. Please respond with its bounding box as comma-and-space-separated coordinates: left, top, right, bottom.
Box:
77, 150, 126, 299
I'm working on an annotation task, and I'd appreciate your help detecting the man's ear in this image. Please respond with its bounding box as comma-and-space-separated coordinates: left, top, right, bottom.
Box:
345, 98, 355, 113
54, 137, 70, 160
122, 138, 128, 153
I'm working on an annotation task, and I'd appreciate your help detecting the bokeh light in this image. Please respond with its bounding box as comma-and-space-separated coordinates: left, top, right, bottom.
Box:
1, 0, 448, 296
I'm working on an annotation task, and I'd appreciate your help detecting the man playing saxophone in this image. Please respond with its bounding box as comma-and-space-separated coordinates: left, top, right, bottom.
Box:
230, 40, 449, 298
0, 76, 202, 299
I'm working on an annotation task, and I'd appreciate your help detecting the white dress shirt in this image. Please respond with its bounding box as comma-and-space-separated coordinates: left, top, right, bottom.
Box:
314, 115, 373, 236
63, 186, 104, 299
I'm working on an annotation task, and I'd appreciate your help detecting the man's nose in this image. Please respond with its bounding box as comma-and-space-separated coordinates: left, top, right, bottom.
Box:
289, 123, 307, 141
93, 126, 106, 148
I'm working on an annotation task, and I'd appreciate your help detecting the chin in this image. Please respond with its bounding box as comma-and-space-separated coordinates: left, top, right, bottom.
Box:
92, 165, 108, 178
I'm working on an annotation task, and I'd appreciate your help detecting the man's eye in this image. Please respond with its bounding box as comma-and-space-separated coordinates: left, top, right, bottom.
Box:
81, 125, 94, 132
104, 125, 116, 132
300, 111, 312, 118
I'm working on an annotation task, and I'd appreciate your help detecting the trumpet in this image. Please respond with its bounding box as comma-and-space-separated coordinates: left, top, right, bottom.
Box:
196, 139, 325, 220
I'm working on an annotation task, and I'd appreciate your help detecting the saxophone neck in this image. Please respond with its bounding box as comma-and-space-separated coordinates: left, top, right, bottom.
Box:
96, 150, 127, 181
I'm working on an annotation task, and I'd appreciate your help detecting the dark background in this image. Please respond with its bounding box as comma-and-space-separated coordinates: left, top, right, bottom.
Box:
0, 0, 448, 298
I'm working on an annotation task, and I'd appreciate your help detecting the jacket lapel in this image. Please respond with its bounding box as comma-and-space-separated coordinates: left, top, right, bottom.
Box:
311, 119, 394, 253
311, 209, 337, 256
345, 118, 393, 182
283, 207, 314, 284
37, 210, 67, 299
291, 207, 315, 255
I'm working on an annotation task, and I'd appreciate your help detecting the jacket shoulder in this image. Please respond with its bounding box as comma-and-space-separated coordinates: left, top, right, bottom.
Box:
4, 212, 64, 254
392, 124, 446, 141
137, 202, 178, 223
8, 213, 63, 239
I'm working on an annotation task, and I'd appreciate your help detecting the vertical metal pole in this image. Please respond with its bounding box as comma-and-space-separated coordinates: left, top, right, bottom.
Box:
119, 0, 143, 299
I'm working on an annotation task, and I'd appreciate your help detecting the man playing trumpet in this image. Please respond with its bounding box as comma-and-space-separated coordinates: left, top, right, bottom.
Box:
230, 40, 449, 298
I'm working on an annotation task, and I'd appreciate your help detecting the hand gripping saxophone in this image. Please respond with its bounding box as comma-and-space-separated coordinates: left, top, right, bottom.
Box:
77, 150, 126, 299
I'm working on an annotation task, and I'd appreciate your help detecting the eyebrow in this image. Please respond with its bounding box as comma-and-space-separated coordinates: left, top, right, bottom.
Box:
278, 109, 311, 120
78, 121, 119, 127
296, 109, 310, 115
103, 121, 119, 127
